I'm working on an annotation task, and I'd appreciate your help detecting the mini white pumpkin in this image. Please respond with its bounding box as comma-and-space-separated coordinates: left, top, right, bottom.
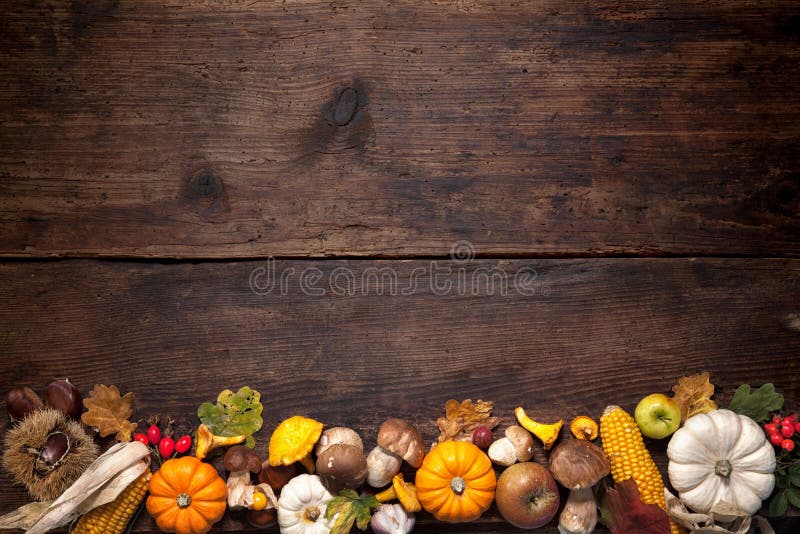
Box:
667, 409, 776, 515
277, 474, 336, 534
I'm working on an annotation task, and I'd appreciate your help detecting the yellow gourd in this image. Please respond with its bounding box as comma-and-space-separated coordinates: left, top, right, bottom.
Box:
415, 441, 496, 523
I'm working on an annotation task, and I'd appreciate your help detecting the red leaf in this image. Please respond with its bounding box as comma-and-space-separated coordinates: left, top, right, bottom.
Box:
603, 480, 670, 534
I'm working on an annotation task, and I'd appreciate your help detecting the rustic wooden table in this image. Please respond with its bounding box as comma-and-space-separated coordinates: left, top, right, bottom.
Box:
1, 1, 799, 532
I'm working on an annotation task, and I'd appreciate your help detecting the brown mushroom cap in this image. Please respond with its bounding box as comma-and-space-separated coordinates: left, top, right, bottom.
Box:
315, 427, 364, 455
316, 443, 368, 492
505, 425, 534, 462
223, 445, 262, 474
377, 418, 426, 468
548, 439, 610, 490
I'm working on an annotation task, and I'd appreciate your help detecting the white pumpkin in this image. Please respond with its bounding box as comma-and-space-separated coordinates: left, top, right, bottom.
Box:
277, 474, 336, 534
667, 409, 776, 515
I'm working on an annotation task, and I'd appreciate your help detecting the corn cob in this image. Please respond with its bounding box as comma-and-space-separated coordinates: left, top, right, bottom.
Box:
72, 471, 150, 534
600, 405, 682, 534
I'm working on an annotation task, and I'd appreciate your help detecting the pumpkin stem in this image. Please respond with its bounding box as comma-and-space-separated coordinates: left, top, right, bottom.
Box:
714, 460, 732, 478
450, 476, 466, 495
304, 505, 320, 522
176, 492, 192, 509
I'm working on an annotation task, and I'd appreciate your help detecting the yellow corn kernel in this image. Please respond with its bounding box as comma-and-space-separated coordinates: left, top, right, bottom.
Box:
600, 405, 683, 534
73, 471, 150, 534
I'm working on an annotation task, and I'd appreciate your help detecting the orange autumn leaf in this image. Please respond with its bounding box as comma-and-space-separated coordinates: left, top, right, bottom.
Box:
81, 384, 138, 442
671, 372, 717, 421
436, 399, 501, 442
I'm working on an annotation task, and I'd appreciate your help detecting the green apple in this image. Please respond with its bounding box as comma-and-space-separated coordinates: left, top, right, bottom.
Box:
634, 393, 681, 439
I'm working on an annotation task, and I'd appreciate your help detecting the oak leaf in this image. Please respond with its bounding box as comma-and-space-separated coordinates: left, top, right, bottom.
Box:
671, 371, 718, 421
81, 384, 137, 442
436, 399, 501, 442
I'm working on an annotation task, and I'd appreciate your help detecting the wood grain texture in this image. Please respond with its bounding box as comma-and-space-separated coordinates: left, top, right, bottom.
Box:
1, 0, 799, 258
0, 258, 798, 531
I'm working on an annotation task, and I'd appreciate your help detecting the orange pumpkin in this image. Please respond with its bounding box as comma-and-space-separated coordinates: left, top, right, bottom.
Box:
146, 456, 227, 534
415, 440, 496, 523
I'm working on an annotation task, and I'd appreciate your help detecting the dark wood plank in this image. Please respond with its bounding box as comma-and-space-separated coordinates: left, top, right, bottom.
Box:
1, 1, 799, 258
1, 258, 798, 531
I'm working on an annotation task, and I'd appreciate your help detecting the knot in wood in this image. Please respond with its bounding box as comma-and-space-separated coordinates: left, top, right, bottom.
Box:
332, 87, 358, 126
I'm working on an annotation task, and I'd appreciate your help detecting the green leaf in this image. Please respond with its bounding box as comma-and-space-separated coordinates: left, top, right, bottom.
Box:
788, 487, 800, 510
769, 492, 788, 517
790, 468, 800, 488
197, 386, 263, 447
727, 383, 784, 423
325, 490, 380, 534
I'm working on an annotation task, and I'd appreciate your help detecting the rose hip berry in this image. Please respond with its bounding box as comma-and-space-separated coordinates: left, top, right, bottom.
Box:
769, 432, 784, 446
133, 433, 150, 447
781, 424, 795, 438
764, 423, 778, 435
781, 439, 795, 453
175, 435, 192, 454
147, 424, 161, 446
159, 436, 175, 458
472, 426, 493, 450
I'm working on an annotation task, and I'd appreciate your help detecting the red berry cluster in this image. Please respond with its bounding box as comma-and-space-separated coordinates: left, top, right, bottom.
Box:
134, 424, 193, 461
764, 413, 799, 453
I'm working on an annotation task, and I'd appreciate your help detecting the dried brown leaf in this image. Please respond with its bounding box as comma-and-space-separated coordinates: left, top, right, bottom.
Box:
672, 372, 718, 421
81, 384, 137, 442
436, 399, 501, 442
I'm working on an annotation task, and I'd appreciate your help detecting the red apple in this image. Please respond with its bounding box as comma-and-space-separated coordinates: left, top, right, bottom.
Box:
496, 462, 560, 529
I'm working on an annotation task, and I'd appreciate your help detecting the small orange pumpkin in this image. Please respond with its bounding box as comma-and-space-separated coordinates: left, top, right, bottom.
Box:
415, 440, 496, 523
146, 456, 227, 534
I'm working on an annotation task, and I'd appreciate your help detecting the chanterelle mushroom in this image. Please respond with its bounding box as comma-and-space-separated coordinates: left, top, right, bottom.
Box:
375, 473, 422, 513
268, 415, 323, 474
548, 439, 610, 534
316, 443, 368, 492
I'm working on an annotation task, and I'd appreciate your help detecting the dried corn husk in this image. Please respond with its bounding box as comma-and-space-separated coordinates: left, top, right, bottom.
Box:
0, 441, 150, 533
665, 489, 774, 534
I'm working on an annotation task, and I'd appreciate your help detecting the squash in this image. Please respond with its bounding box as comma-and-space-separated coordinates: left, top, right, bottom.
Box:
667, 409, 776, 515
277, 474, 335, 534
415, 440, 496, 523
146, 456, 227, 534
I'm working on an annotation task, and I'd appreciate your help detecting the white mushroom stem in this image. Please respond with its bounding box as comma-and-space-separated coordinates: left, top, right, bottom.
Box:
558, 487, 597, 534
366, 446, 402, 488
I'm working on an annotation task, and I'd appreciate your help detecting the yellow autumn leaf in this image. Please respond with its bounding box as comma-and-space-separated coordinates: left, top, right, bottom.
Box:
671, 372, 718, 421
81, 384, 138, 442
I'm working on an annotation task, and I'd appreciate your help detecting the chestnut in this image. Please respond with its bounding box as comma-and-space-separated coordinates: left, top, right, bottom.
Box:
33, 431, 71, 476
44, 379, 83, 419
5, 387, 43, 421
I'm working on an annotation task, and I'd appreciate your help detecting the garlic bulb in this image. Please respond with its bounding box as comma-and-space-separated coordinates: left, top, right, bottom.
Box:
370, 503, 415, 534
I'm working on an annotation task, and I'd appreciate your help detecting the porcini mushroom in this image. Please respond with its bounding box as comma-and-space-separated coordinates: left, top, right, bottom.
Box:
375, 473, 422, 512
367, 418, 426, 489
195, 423, 247, 460
377, 418, 426, 468
548, 439, 610, 534
224, 445, 263, 509
367, 444, 403, 488
316, 443, 368, 492
487, 425, 534, 466
268, 415, 324, 474
315, 427, 364, 456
